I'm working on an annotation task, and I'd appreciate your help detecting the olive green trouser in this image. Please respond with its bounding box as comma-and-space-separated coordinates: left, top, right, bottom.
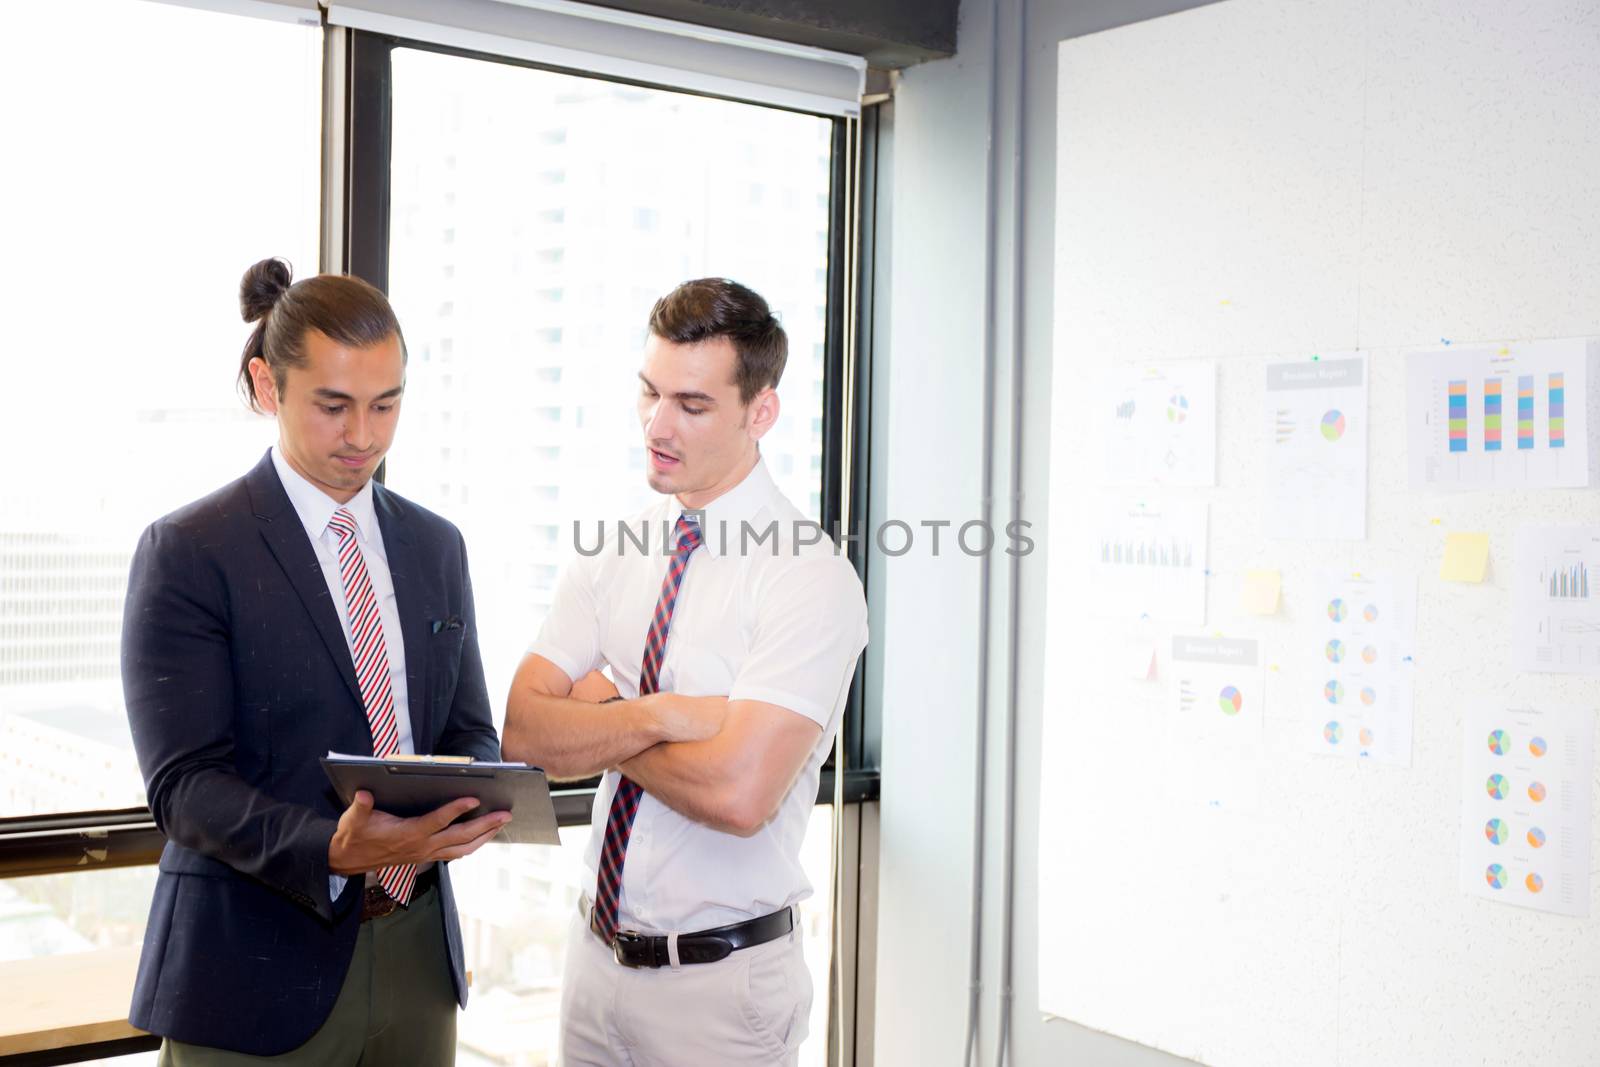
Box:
159, 884, 457, 1066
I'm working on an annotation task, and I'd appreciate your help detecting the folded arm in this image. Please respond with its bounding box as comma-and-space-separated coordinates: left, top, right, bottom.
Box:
500, 653, 725, 779
619, 699, 821, 836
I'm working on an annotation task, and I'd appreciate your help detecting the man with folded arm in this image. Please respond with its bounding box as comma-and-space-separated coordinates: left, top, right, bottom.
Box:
503, 277, 867, 1065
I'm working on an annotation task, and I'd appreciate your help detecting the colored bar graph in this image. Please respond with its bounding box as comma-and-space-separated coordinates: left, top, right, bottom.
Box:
1549, 561, 1590, 599
1517, 375, 1535, 449
1550, 372, 1565, 448
1448, 380, 1468, 452
1483, 379, 1502, 451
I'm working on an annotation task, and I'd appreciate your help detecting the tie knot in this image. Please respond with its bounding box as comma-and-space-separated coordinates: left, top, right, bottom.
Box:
327, 508, 358, 543
674, 514, 702, 554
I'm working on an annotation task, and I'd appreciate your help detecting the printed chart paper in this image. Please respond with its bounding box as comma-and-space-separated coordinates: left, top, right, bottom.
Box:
1166, 635, 1264, 811
1092, 362, 1217, 486
1263, 354, 1368, 540
1407, 339, 1590, 491
1306, 572, 1416, 766
1085, 498, 1209, 625
1460, 705, 1594, 917
1513, 526, 1600, 676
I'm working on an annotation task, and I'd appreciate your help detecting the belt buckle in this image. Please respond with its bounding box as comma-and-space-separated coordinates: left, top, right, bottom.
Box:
361, 887, 401, 922
612, 930, 650, 968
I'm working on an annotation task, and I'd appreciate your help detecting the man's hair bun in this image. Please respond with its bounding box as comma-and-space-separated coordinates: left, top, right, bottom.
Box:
239, 257, 294, 324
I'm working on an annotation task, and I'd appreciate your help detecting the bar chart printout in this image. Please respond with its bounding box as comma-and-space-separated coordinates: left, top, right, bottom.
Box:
1513, 526, 1600, 676
1406, 339, 1590, 490
1084, 498, 1208, 625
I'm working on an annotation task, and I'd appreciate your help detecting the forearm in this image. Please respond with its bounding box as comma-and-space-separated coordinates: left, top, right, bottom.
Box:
502, 690, 668, 779
621, 734, 758, 836
621, 698, 821, 836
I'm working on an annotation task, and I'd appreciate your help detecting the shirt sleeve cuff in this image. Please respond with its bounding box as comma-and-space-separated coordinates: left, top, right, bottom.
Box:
726, 684, 832, 728
527, 642, 590, 687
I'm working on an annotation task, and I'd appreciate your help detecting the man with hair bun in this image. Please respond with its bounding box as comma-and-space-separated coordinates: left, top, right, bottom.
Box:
504, 277, 868, 1065
122, 258, 507, 1065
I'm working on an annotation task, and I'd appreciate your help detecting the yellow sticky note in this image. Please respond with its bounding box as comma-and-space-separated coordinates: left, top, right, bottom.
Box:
1240, 569, 1282, 615
1441, 532, 1490, 583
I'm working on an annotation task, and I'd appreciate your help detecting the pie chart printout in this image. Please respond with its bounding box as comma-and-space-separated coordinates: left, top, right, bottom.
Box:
1484, 818, 1508, 845
1218, 686, 1243, 715
1487, 729, 1510, 755
1486, 773, 1509, 800
1486, 864, 1508, 890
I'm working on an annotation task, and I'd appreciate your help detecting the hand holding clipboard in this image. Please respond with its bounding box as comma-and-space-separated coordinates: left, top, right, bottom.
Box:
323, 753, 561, 847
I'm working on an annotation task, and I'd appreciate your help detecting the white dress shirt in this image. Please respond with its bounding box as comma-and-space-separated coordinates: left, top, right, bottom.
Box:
270, 447, 420, 896
531, 457, 868, 933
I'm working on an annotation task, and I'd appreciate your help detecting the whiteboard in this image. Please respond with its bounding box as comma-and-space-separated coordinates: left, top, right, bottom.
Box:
1037, 2, 1600, 1065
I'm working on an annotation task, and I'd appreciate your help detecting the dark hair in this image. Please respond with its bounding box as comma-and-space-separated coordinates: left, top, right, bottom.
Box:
237, 258, 405, 411
647, 278, 787, 403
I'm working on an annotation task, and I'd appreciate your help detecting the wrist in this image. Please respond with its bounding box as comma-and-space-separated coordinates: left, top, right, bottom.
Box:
627, 692, 669, 744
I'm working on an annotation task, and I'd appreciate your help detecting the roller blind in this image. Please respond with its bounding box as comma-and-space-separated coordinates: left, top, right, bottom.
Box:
323, 0, 866, 116
143, 0, 320, 25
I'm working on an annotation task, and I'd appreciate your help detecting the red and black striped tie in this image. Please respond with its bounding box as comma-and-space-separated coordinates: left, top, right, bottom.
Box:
593, 513, 702, 942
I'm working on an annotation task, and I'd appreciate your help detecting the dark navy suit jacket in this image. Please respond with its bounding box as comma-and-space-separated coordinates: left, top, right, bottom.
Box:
122, 450, 500, 1055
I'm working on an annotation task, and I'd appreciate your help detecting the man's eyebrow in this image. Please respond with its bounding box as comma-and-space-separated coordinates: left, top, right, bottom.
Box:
637, 372, 716, 405
311, 385, 405, 401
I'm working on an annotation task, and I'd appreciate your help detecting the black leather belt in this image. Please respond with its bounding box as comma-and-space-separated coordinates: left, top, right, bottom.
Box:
360, 865, 438, 922
583, 897, 793, 968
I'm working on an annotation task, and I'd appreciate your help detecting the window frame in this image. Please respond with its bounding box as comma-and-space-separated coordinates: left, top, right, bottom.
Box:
0, 22, 879, 876
0, 15, 881, 1067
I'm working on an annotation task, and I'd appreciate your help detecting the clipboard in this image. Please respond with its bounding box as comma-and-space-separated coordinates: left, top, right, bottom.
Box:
321, 754, 561, 845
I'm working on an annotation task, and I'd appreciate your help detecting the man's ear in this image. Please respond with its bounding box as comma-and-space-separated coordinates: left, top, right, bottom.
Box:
747, 387, 780, 442
248, 357, 280, 414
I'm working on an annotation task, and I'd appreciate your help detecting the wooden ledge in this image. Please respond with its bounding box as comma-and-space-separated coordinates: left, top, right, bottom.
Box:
0, 946, 145, 1056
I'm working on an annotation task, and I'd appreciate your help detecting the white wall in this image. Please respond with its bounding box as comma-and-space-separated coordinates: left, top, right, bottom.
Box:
874, 1, 1600, 1065
871, 1, 1219, 1064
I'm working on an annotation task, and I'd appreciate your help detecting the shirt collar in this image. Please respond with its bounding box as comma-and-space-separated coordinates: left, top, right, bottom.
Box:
270, 445, 379, 545
680, 456, 779, 559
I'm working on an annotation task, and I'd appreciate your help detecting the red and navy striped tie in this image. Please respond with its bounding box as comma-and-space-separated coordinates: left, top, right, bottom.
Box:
328, 507, 416, 906
593, 514, 702, 942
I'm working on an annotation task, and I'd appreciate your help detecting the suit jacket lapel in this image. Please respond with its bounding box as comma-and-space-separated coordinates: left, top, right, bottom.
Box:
245, 452, 367, 718
374, 484, 431, 752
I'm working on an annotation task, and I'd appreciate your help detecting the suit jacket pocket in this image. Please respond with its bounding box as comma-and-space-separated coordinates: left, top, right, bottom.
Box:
428, 626, 467, 715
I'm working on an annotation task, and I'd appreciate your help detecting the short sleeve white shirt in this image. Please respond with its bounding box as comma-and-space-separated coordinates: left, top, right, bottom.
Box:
529, 458, 868, 933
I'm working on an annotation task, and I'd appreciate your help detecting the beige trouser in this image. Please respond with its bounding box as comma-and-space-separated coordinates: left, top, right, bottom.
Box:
558, 910, 811, 1066
159, 883, 457, 1066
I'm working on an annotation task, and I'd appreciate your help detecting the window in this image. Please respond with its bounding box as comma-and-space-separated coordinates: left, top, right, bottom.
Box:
378, 43, 843, 1067
0, 0, 321, 820
0, 13, 862, 1067
383, 45, 835, 703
